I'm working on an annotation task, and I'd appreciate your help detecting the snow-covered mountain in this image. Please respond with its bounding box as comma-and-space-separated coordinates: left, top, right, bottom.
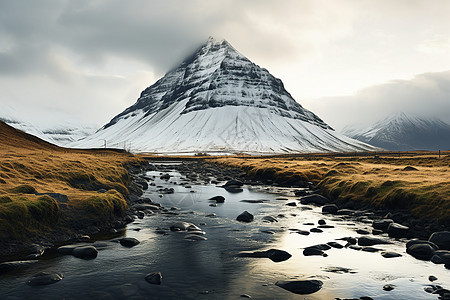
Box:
70, 37, 375, 154
342, 112, 450, 151
0, 105, 97, 146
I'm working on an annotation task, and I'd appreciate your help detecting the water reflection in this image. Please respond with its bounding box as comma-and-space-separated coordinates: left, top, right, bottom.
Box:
0, 166, 448, 299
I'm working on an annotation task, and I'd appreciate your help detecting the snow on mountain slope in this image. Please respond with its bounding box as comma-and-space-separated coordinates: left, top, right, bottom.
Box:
71, 37, 376, 154
0, 104, 97, 146
342, 112, 450, 151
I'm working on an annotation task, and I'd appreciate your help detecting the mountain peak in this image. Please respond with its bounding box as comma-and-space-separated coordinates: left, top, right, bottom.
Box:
72, 38, 376, 153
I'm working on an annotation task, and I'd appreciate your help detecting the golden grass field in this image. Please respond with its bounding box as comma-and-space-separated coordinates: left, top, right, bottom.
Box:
0, 121, 143, 240
213, 153, 450, 222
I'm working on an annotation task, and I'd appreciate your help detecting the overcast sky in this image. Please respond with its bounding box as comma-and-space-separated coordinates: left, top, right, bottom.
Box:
1, 0, 450, 130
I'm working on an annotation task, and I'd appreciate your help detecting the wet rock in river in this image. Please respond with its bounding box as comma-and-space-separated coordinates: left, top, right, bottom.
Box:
356, 229, 370, 235
318, 224, 335, 229
209, 195, 225, 203
262, 216, 278, 223
303, 245, 329, 256
380, 251, 402, 258
383, 284, 395, 291
431, 250, 450, 264
310, 228, 323, 233
160, 174, 171, 180
429, 275, 438, 282
362, 247, 380, 252
387, 222, 409, 238
318, 219, 326, 225
236, 211, 254, 223
72, 246, 98, 259
119, 238, 140, 248
300, 194, 330, 206
358, 237, 391, 246
238, 249, 292, 262
286, 201, 297, 207
145, 272, 162, 285
327, 242, 344, 249
429, 231, 450, 250
275, 279, 323, 294
322, 204, 338, 214
0, 260, 38, 274
184, 234, 207, 241
170, 221, 193, 231
295, 230, 310, 236
223, 179, 244, 187
372, 219, 394, 232
240, 199, 267, 203
406, 239, 438, 250
240, 294, 251, 298
406, 243, 436, 260
322, 266, 355, 274
224, 186, 243, 193
27, 272, 63, 286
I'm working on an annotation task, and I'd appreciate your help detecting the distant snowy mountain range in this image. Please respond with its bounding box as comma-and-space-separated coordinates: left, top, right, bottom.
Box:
342, 112, 450, 151
69, 37, 375, 154
0, 106, 97, 147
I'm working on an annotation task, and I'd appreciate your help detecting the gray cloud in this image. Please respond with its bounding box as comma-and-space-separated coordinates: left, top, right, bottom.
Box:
308, 70, 450, 131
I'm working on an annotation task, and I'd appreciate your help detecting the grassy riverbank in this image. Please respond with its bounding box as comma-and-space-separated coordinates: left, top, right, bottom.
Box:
213, 153, 450, 222
0, 121, 144, 242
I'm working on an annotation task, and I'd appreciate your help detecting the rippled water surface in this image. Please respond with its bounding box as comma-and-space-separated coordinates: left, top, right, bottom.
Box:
0, 163, 449, 299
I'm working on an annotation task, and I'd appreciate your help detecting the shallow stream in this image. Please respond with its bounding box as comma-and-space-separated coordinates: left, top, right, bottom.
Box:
0, 162, 449, 299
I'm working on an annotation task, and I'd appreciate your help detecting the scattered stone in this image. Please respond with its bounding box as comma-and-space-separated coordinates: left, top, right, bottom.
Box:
27, 272, 63, 286
381, 251, 402, 258
318, 219, 326, 225
240, 294, 251, 298
403, 166, 418, 171
406, 243, 436, 260
429, 275, 438, 282
406, 239, 438, 250
372, 229, 384, 235
145, 272, 162, 285
300, 194, 330, 206
223, 180, 244, 187
205, 213, 217, 218
261, 230, 276, 234
72, 246, 98, 259
160, 174, 171, 180
387, 223, 409, 238
372, 219, 394, 232
0, 260, 38, 274
361, 247, 380, 252
286, 202, 297, 207
119, 238, 140, 248
170, 221, 193, 231
327, 242, 344, 249
209, 195, 225, 203
429, 231, 450, 250
336, 209, 354, 215
356, 229, 370, 235
318, 224, 335, 229
240, 199, 267, 203
431, 250, 450, 264
303, 222, 315, 226
224, 186, 243, 193
322, 266, 355, 274
238, 249, 292, 263
349, 245, 362, 251
310, 228, 323, 233
358, 237, 390, 246
275, 280, 323, 294
383, 284, 395, 291
209, 203, 217, 207
236, 211, 254, 223
184, 234, 207, 241
295, 230, 311, 236
262, 216, 278, 223
322, 204, 339, 214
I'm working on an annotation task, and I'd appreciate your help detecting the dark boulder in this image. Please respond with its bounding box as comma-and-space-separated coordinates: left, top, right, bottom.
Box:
209, 195, 225, 203
119, 237, 140, 248
358, 237, 390, 246
322, 204, 338, 214
223, 180, 244, 187
0, 260, 38, 275
72, 246, 98, 259
27, 272, 63, 286
429, 231, 450, 250
236, 211, 254, 223
387, 222, 409, 238
275, 280, 323, 294
372, 219, 394, 232
145, 272, 162, 285
430, 250, 450, 264
381, 251, 402, 258
406, 243, 436, 260
300, 194, 330, 206
238, 249, 292, 262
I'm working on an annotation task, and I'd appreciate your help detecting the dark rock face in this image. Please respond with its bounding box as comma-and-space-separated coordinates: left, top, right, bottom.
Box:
322, 204, 338, 214
372, 219, 394, 232
170, 221, 193, 231
119, 238, 140, 248
27, 272, 63, 286
430, 250, 450, 264
429, 231, 450, 250
236, 211, 254, 223
275, 280, 323, 294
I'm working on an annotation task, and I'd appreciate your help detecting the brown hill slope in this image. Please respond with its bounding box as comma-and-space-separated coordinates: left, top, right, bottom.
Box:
0, 120, 60, 151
